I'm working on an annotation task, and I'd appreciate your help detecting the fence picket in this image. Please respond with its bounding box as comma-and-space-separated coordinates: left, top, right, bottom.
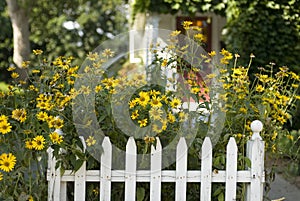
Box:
125, 137, 137, 201
100, 137, 112, 201
201, 137, 212, 201
74, 137, 86, 201
175, 137, 188, 201
47, 120, 265, 201
225, 137, 238, 201
150, 138, 162, 201
74, 160, 86, 201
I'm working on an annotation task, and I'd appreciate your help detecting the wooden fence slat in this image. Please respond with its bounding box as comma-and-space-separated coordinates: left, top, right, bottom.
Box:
125, 137, 137, 201
175, 137, 188, 201
74, 161, 86, 201
247, 139, 264, 201
100, 137, 112, 201
60, 182, 67, 201
74, 137, 87, 201
225, 137, 238, 201
150, 138, 162, 201
201, 137, 212, 201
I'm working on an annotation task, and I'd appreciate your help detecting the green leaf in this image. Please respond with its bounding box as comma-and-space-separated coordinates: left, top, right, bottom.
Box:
218, 192, 225, 201
136, 187, 145, 201
245, 156, 252, 168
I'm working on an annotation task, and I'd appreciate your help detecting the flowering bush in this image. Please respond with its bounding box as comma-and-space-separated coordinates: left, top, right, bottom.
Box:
0, 22, 299, 200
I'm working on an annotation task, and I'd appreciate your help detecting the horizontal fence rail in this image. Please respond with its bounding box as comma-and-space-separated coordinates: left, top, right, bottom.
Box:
47, 123, 265, 201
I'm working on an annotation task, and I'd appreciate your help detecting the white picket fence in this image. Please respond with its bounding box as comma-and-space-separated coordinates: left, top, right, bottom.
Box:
47, 121, 265, 201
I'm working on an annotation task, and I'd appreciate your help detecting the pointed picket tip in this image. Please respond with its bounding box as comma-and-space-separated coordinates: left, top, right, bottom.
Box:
151, 137, 162, 153
177, 137, 188, 150
102, 136, 111, 147
102, 136, 112, 153
202, 137, 212, 151
227, 137, 238, 150
126, 137, 137, 153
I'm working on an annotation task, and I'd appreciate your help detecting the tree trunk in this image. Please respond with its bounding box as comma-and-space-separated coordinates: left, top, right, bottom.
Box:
6, 0, 30, 81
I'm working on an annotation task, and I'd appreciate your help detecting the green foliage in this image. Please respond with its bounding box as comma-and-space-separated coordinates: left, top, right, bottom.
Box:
0, 0, 128, 82
277, 129, 300, 176
0, 1, 13, 81
223, 0, 300, 74
131, 0, 226, 20
29, 0, 128, 65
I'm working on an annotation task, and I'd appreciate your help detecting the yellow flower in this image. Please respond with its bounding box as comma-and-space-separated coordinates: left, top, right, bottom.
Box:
183, 21, 193, 30
79, 85, 91, 95
208, 51, 216, 57
102, 49, 114, 57
7, 66, 16, 71
150, 90, 161, 96
271, 131, 277, 141
0, 153, 16, 172
27, 195, 34, 201
11, 72, 19, 79
144, 135, 155, 144
12, 108, 27, 123
32, 135, 46, 150
149, 107, 163, 120
25, 140, 34, 150
256, 85, 264, 92
194, 33, 205, 42
0, 115, 9, 123
150, 96, 162, 108
170, 98, 181, 108
93, 188, 99, 196
86, 136, 96, 146
236, 133, 243, 138
31, 69, 40, 74
167, 112, 176, 123
136, 91, 150, 107
33, 49, 43, 55
161, 59, 168, 67
0, 120, 12, 135
128, 99, 137, 109
48, 117, 64, 129
87, 52, 99, 61
131, 110, 139, 120
272, 144, 276, 153
0, 172, 3, 181
21, 61, 30, 68
191, 87, 200, 94
170, 30, 181, 37
138, 118, 148, 127
49, 132, 63, 144
36, 111, 48, 121
95, 85, 103, 93
286, 134, 294, 141
206, 73, 216, 79
239, 107, 247, 113
222, 83, 231, 90
178, 111, 187, 122
101, 77, 117, 89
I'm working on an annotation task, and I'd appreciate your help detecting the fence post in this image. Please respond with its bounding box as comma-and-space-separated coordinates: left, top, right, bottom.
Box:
246, 120, 265, 201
